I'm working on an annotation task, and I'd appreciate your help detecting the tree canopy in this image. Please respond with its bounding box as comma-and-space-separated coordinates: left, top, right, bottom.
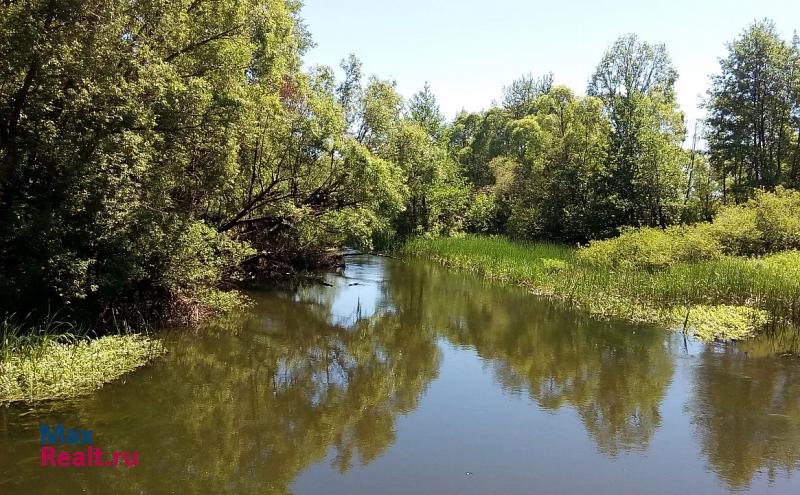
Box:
1, 3, 798, 322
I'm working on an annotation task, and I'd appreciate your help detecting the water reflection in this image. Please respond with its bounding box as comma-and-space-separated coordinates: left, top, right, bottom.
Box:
1, 255, 799, 494
0, 266, 440, 494
383, 261, 675, 456
690, 345, 800, 490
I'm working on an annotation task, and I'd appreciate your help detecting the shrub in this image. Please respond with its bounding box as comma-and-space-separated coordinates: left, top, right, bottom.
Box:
703, 187, 800, 255
464, 192, 499, 234
162, 222, 255, 316
678, 226, 725, 262
506, 205, 540, 240
578, 226, 722, 269
578, 189, 800, 268
754, 187, 800, 252
702, 204, 762, 255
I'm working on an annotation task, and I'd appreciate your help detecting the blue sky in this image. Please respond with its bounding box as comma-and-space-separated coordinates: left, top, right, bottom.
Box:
300, 0, 799, 129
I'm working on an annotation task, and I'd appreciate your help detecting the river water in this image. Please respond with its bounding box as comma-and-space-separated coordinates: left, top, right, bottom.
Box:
1, 255, 799, 494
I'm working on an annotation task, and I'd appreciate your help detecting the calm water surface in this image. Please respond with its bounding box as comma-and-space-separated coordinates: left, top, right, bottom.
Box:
1, 255, 799, 494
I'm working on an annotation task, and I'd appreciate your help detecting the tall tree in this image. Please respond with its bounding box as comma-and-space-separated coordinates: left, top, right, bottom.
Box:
0, 0, 403, 319
0, 0, 305, 314
408, 82, 445, 141
336, 53, 364, 131
354, 77, 404, 151
505, 87, 609, 241
790, 33, 800, 188
502, 72, 554, 119
707, 20, 798, 203
588, 34, 686, 234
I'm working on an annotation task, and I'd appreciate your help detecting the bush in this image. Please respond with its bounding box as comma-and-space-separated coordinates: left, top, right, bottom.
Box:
703, 187, 800, 255
464, 192, 498, 234
578, 189, 800, 269
506, 205, 540, 240
754, 187, 800, 251
701, 204, 761, 255
162, 222, 255, 316
578, 226, 722, 269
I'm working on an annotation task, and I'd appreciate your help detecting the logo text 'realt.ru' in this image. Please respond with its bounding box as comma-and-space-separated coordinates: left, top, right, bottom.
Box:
39, 424, 138, 468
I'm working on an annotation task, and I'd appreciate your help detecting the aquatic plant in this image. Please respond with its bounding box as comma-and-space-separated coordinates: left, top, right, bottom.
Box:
0, 316, 164, 404
401, 236, 800, 341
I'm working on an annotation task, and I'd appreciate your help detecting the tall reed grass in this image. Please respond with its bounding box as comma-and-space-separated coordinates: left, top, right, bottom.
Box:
0, 314, 164, 404
401, 235, 800, 341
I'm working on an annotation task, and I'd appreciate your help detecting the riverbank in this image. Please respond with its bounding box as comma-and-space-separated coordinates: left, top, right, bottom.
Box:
0, 248, 352, 406
0, 319, 164, 405
401, 236, 800, 341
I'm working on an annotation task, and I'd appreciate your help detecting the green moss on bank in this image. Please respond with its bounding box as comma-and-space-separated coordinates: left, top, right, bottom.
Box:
401, 236, 792, 341
1, 334, 164, 404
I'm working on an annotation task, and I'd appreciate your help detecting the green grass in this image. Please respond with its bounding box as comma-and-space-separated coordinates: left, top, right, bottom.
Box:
401, 235, 800, 341
0, 316, 165, 404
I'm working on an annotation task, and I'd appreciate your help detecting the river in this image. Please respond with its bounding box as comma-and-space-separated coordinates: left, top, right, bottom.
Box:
1, 255, 799, 494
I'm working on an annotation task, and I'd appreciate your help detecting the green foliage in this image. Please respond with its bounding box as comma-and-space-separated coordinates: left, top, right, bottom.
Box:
681, 149, 720, 223
464, 191, 499, 234
408, 82, 446, 142
449, 108, 513, 187
162, 222, 255, 314
449, 36, 688, 243
0, 316, 164, 403
578, 226, 723, 270
707, 20, 800, 200
0, 1, 407, 321
2, 1, 799, 346
403, 235, 800, 341
0, 0, 307, 318
1, 334, 163, 404
701, 204, 761, 255
588, 35, 687, 235
704, 188, 800, 255
401, 235, 576, 285
670, 305, 769, 341
501, 72, 554, 119
579, 188, 800, 269
751, 187, 800, 251
505, 87, 611, 241
382, 119, 468, 240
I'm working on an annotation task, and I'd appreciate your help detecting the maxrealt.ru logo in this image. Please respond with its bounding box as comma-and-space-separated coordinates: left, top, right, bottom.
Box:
40, 424, 138, 467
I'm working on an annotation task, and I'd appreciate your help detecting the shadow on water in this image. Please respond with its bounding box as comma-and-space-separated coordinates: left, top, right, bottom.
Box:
1, 255, 799, 494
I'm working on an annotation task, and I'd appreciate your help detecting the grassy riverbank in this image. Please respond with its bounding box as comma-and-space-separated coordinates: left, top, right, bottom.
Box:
0, 318, 164, 405
401, 236, 800, 341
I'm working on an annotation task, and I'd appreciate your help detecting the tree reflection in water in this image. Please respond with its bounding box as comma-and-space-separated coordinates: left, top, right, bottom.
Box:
689, 344, 800, 490
384, 260, 675, 456
2, 256, 800, 494
1, 274, 440, 494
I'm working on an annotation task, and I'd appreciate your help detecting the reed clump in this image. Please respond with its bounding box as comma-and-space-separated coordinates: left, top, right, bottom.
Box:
0, 316, 164, 404
401, 235, 798, 341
